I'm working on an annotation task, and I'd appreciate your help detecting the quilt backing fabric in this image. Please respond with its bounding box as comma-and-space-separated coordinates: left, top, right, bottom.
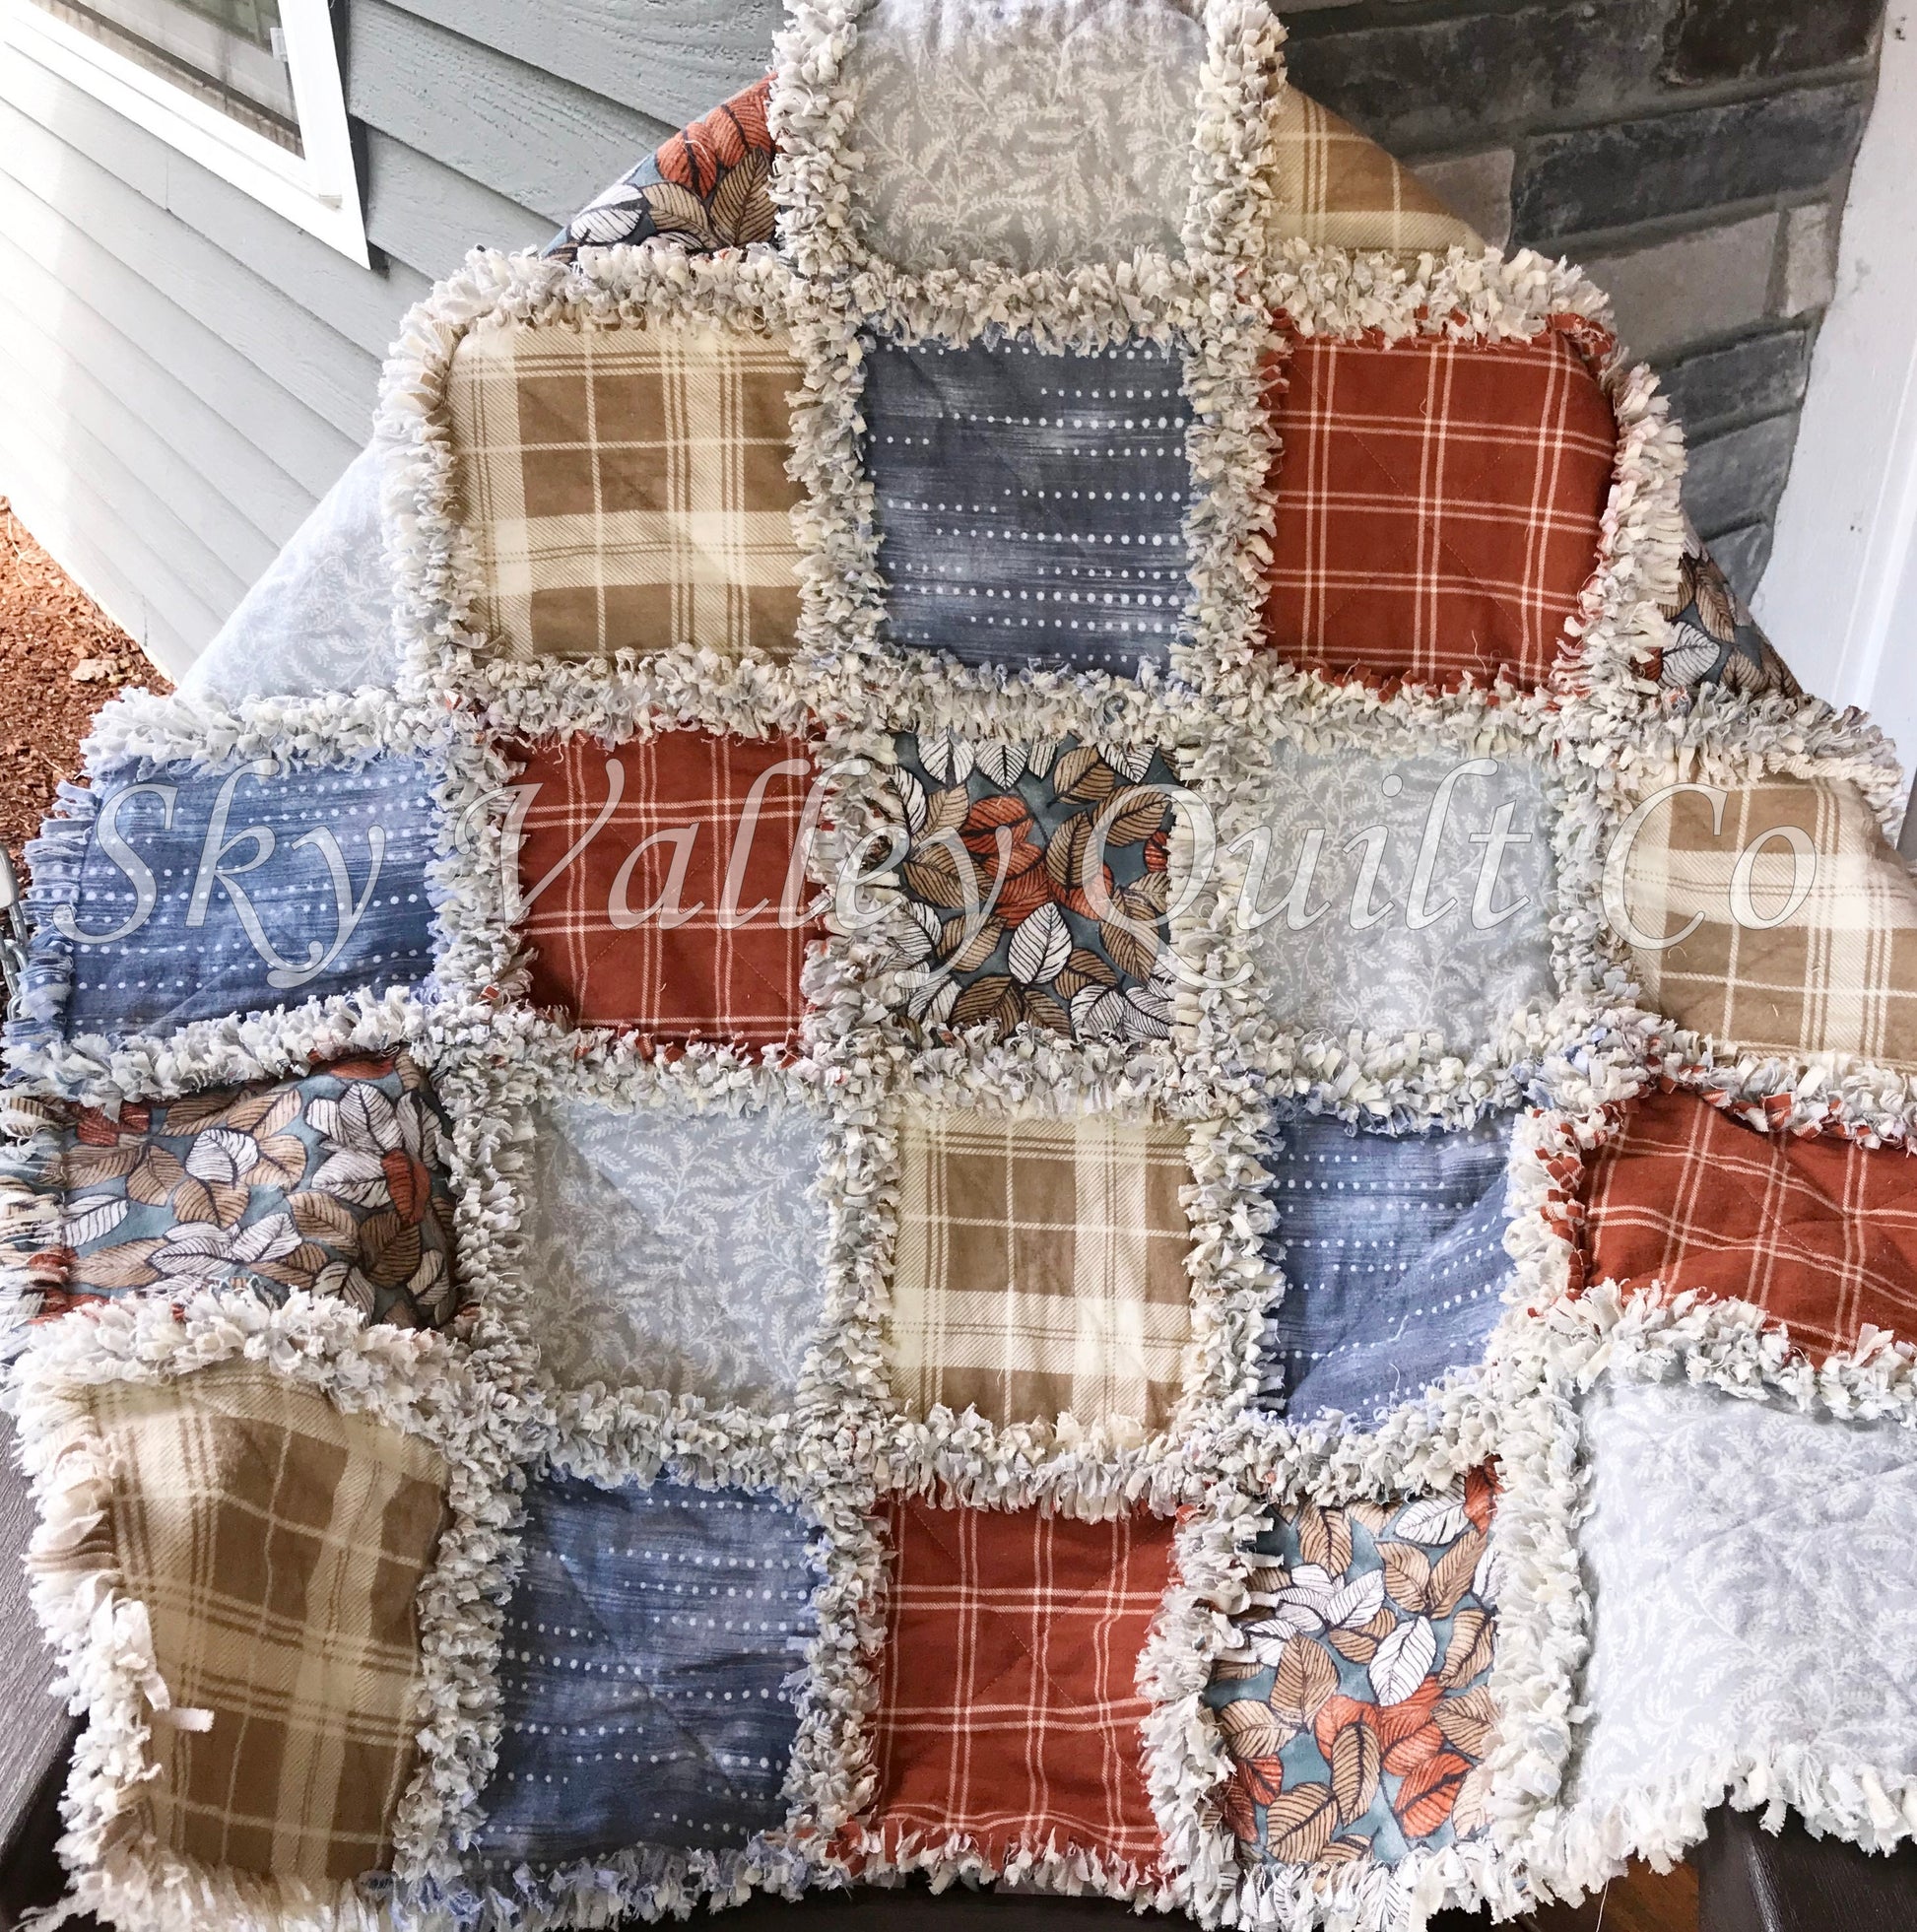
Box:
5, 5, 1917, 1931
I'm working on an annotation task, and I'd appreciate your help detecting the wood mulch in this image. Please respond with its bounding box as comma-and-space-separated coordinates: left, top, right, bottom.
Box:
0, 499, 172, 874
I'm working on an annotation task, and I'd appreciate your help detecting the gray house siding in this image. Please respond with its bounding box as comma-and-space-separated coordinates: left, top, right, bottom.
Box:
0, 2, 769, 676
0, 0, 1886, 673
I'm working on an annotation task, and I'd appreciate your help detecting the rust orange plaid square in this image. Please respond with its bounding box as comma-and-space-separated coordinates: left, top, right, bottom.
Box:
81, 1364, 447, 1884
888, 1109, 1195, 1433
445, 319, 805, 661
859, 1499, 1176, 1874
1615, 771, 1917, 1069
1584, 1086, 1917, 1362
512, 728, 820, 1048
1261, 321, 1617, 690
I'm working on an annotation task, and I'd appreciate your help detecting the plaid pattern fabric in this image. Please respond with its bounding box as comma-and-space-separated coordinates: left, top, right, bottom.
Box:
865, 1499, 1176, 1870
511, 729, 819, 1048
1584, 1087, 1917, 1362
889, 1110, 1195, 1432
446, 321, 804, 661
1267, 92, 1480, 252
1617, 773, 1917, 1068
87, 1364, 447, 1883
1262, 323, 1618, 689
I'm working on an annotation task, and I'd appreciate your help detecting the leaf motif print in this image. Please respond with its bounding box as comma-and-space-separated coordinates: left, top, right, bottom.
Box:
1296, 1502, 1353, 1576
1007, 902, 1071, 985
63, 1195, 129, 1248
1218, 1698, 1290, 1762
974, 739, 1028, 786
1393, 1498, 1471, 1546
917, 731, 975, 786
1269, 1636, 1340, 1725
1378, 1540, 1431, 1615
1267, 1784, 1338, 1864
1427, 1528, 1487, 1617
708, 149, 774, 245
1052, 745, 1116, 802
1438, 1608, 1495, 1689
1393, 1750, 1472, 1840
1218, 1773, 1260, 1843
1368, 1616, 1437, 1705
570, 182, 649, 247
881, 731, 1178, 1044
1329, 1716, 1382, 1826
1432, 1686, 1497, 1761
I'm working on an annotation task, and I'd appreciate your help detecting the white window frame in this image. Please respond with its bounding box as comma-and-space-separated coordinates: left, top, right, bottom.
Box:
3, 0, 367, 264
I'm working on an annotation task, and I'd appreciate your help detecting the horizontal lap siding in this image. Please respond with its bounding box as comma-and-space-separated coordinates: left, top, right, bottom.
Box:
0, 0, 765, 673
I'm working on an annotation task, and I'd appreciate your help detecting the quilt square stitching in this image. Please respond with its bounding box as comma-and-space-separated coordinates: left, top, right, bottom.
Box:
510, 728, 820, 1048
862, 1499, 1176, 1870
1245, 744, 1556, 1044
840, 0, 1205, 275
23, 755, 437, 1046
521, 1092, 830, 1405
1261, 1114, 1515, 1426
1261, 324, 1617, 690
1614, 771, 1917, 1068
1582, 1086, 1917, 1363
889, 1108, 1195, 1433
863, 334, 1195, 674
472, 1475, 817, 1869
87, 1363, 448, 1885
1206, 1475, 1497, 1871
446, 318, 805, 661
872, 732, 1181, 1046
50, 1053, 462, 1330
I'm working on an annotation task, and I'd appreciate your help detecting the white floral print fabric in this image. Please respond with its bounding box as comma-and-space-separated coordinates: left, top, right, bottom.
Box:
841, 0, 1207, 274
183, 445, 401, 702
522, 1096, 831, 1408
1564, 1379, 1917, 1826
1246, 746, 1556, 1045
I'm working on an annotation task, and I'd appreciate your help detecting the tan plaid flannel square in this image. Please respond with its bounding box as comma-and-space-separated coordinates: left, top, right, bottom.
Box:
1266, 92, 1480, 252
445, 319, 805, 661
1619, 773, 1917, 1068
89, 1364, 448, 1885
889, 1110, 1195, 1432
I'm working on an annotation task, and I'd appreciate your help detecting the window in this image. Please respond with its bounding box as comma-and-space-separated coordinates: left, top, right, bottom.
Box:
6, 0, 366, 263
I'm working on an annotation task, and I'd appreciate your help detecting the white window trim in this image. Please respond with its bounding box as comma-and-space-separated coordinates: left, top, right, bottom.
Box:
3, 0, 368, 265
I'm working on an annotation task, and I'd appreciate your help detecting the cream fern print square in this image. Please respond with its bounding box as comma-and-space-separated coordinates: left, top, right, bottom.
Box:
521, 1095, 831, 1407
841, 0, 1207, 273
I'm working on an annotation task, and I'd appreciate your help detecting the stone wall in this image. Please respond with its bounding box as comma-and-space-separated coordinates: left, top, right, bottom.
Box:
1288, 0, 1885, 599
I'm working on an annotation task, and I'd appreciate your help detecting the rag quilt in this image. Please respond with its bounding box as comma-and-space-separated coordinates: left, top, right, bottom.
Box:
5, 5, 1917, 1930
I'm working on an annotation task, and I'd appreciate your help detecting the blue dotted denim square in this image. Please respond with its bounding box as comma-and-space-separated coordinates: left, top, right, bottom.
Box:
862, 334, 1194, 675
1261, 1114, 1515, 1425
43, 755, 438, 1040
472, 1476, 818, 1869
